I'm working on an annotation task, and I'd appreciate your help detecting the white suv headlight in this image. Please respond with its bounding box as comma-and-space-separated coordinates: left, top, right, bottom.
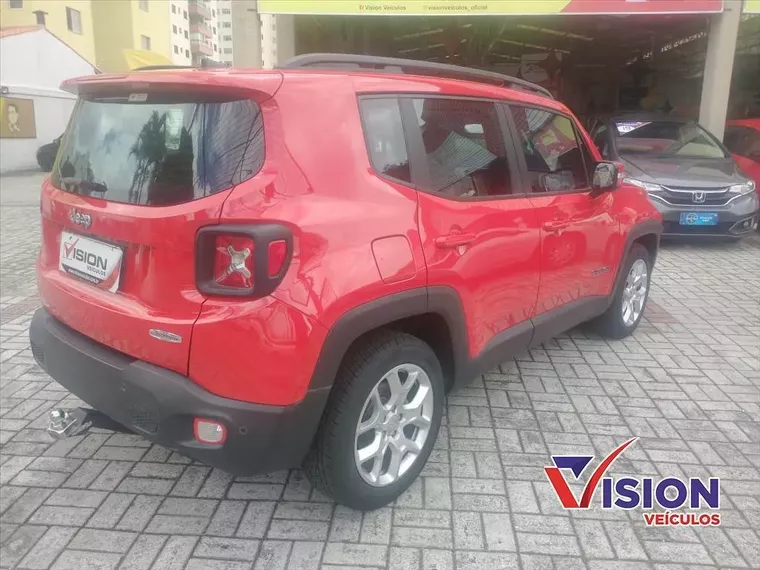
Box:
728, 180, 756, 196
623, 177, 664, 193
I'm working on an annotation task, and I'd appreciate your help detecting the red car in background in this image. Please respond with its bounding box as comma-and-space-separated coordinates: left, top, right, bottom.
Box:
725, 119, 760, 197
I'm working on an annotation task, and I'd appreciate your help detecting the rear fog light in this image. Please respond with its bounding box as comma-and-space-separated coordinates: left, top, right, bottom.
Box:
193, 418, 227, 444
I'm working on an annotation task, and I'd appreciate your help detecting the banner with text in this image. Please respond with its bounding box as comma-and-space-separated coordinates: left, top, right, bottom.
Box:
258, 0, 724, 16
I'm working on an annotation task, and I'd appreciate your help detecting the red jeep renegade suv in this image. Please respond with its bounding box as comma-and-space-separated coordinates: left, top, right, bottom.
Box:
30, 54, 662, 510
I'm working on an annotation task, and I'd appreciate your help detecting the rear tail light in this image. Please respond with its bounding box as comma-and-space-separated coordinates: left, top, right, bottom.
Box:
196, 224, 292, 297
193, 418, 227, 445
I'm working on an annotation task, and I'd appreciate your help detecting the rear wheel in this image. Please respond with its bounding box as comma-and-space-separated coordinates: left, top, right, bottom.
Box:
303, 331, 444, 510
593, 243, 651, 339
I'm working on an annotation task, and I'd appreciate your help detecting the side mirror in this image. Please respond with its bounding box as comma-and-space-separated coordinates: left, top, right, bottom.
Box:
592, 161, 619, 192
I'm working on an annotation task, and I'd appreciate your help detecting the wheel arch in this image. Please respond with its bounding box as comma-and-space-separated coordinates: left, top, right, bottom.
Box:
609, 219, 662, 308
309, 286, 469, 395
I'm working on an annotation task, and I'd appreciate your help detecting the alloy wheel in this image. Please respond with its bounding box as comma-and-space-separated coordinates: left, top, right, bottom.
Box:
354, 363, 434, 487
621, 258, 648, 327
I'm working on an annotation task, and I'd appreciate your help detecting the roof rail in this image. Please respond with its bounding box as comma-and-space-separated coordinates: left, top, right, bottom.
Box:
278, 53, 553, 99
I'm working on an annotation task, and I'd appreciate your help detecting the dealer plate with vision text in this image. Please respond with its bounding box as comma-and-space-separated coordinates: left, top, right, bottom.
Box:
59, 231, 124, 293
679, 212, 718, 226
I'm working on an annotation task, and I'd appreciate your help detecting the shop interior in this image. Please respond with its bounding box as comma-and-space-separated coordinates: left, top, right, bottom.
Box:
293, 13, 760, 124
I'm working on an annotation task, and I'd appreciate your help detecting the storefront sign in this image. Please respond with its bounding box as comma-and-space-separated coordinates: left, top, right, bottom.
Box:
0, 96, 36, 139
258, 0, 724, 15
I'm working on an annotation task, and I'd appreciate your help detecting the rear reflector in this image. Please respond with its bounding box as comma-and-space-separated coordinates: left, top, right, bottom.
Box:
268, 240, 287, 277
193, 418, 227, 445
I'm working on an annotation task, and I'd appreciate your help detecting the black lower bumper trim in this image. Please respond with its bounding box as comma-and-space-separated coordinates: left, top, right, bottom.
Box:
30, 308, 329, 475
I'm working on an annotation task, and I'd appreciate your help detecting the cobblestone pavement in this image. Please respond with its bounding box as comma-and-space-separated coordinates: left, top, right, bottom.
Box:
1, 173, 759, 569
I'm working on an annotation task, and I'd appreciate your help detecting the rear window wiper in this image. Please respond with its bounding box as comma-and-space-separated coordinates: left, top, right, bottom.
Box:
60, 177, 108, 195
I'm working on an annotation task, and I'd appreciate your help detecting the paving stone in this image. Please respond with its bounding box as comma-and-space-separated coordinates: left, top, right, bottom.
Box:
193, 536, 260, 561
68, 528, 137, 553
118, 534, 167, 570
1, 195, 760, 570
266, 519, 329, 541
0, 524, 47, 568
252, 540, 291, 570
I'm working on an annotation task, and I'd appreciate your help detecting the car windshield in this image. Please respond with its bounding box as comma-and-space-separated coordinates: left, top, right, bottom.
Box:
612, 120, 727, 159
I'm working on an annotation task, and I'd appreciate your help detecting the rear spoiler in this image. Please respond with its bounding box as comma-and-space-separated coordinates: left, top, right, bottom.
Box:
60, 70, 284, 100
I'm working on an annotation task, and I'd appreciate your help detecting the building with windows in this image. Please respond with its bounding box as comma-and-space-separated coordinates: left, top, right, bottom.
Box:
188, 0, 221, 66
169, 0, 191, 65
0, 0, 96, 65
217, 0, 233, 64
91, 0, 171, 72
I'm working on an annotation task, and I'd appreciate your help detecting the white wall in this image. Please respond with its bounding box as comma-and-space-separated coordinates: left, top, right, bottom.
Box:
0, 28, 96, 173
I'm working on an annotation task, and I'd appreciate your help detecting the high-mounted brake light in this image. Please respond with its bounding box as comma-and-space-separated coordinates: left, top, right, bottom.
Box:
196, 224, 293, 298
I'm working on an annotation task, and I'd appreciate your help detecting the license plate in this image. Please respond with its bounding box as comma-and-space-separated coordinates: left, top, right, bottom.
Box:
679, 212, 718, 226
59, 232, 124, 292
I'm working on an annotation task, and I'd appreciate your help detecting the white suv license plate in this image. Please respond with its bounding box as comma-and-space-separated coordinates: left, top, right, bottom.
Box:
59, 231, 124, 293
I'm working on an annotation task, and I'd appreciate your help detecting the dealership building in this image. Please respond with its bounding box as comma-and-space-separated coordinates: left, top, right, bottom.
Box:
230, 0, 760, 141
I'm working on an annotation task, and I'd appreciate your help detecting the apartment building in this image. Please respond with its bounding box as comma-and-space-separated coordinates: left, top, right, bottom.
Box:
217, 0, 233, 65
169, 1, 191, 65
0, 0, 96, 64
188, 0, 222, 65
91, 0, 171, 72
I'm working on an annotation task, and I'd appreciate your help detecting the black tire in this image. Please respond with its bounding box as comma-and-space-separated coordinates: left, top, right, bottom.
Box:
593, 243, 651, 339
303, 330, 444, 510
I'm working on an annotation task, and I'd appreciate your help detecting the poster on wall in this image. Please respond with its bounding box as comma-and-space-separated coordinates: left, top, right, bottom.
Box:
0, 97, 37, 139
744, 0, 760, 12
258, 0, 724, 15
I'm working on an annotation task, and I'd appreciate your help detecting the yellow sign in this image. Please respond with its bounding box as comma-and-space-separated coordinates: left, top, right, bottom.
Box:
744, 0, 760, 13
257, 0, 572, 15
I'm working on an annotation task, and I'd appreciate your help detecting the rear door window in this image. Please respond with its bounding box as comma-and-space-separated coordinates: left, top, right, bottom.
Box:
407, 97, 515, 198
52, 93, 264, 206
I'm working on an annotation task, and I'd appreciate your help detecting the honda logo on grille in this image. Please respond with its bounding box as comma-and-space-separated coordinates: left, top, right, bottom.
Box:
692, 192, 707, 204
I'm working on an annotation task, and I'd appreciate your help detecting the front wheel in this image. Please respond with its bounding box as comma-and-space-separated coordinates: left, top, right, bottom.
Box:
593, 243, 651, 339
303, 331, 444, 510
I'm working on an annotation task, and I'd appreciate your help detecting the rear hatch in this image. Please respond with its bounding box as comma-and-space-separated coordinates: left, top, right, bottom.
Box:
37, 70, 281, 374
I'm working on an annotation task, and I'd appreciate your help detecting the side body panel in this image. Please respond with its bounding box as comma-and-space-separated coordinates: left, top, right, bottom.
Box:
190, 75, 427, 405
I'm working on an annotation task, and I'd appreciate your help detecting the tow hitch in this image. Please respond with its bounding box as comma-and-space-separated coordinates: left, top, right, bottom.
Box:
47, 408, 133, 439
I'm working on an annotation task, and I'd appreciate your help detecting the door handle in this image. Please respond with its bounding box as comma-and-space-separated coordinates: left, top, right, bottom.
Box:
435, 233, 476, 248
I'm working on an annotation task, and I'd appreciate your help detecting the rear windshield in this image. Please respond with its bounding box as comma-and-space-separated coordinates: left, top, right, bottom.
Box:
51, 93, 264, 206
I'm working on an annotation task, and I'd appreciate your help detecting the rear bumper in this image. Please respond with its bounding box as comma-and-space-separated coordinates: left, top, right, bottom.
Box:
651, 193, 759, 238
30, 307, 329, 475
